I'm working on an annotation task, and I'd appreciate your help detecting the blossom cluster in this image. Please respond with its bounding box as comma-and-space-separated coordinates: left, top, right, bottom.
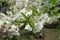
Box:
0, 0, 60, 38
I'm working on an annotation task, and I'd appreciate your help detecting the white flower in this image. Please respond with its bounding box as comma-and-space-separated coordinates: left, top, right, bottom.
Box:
8, 25, 19, 32
25, 24, 32, 31
0, 20, 4, 27
33, 22, 43, 33
0, 0, 60, 34
12, 31, 20, 35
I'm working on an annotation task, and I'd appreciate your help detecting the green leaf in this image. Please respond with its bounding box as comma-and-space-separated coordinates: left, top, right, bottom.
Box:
12, 20, 25, 24
21, 12, 28, 19
32, 10, 36, 16
32, 10, 42, 16
15, 20, 25, 23
50, 0, 56, 5
37, 11, 42, 16
21, 13, 30, 30
28, 20, 35, 30
21, 12, 35, 30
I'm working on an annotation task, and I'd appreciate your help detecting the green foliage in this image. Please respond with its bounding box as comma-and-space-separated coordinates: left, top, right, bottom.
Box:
21, 13, 35, 30
21, 9, 42, 30
50, 0, 57, 5
32, 9, 42, 16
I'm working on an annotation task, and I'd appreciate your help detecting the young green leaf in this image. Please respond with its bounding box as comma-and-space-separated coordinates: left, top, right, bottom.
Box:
21, 12, 28, 19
